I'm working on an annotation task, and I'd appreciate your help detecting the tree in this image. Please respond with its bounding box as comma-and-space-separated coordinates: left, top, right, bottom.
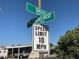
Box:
54, 26, 79, 59
49, 43, 54, 54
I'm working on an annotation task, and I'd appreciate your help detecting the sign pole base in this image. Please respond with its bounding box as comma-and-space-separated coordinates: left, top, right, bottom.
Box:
39, 52, 43, 59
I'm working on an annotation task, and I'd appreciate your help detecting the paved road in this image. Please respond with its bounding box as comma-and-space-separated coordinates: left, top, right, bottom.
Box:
28, 57, 58, 59
12, 57, 58, 59
43, 56, 58, 59
10, 56, 59, 59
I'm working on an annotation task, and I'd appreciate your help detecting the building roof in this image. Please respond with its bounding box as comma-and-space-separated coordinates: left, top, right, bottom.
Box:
0, 44, 32, 49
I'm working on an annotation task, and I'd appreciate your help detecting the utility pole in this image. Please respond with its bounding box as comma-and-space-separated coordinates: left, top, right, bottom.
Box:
38, 0, 41, 8
38, 0, 43, 59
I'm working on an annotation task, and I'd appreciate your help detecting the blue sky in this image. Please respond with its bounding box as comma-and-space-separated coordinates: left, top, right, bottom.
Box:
0, 0, 79, 45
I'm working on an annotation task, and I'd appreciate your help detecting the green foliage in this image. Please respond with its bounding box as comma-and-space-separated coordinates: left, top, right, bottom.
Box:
54, 26, 79, 59
50, 43, 53, 48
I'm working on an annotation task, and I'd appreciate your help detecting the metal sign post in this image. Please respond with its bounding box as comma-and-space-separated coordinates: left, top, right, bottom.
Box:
38, 0, 43, 59
38, 0, 41, 8
39, 52, 43, 59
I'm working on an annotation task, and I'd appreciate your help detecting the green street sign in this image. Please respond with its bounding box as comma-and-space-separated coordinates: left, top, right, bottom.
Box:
27, 16, 39, 28
26, 3, 36, 14
26, 3, 55, 26
26, 3, 55, 17
26, 3, 48, 15
35, 12, 55, 24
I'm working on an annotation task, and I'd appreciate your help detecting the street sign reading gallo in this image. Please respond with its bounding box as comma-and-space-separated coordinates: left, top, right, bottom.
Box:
33, 24, 49, 52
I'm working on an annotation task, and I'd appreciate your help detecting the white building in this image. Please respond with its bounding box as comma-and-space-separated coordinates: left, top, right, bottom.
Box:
0, 45, 32, 59
0, 48, 8, 58
0, 45, 50, 59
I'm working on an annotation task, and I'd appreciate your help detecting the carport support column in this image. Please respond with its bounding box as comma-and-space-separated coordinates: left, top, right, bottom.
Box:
18, 48, 20, 59
12, 48, 13, 59
39, 52, 43, 59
